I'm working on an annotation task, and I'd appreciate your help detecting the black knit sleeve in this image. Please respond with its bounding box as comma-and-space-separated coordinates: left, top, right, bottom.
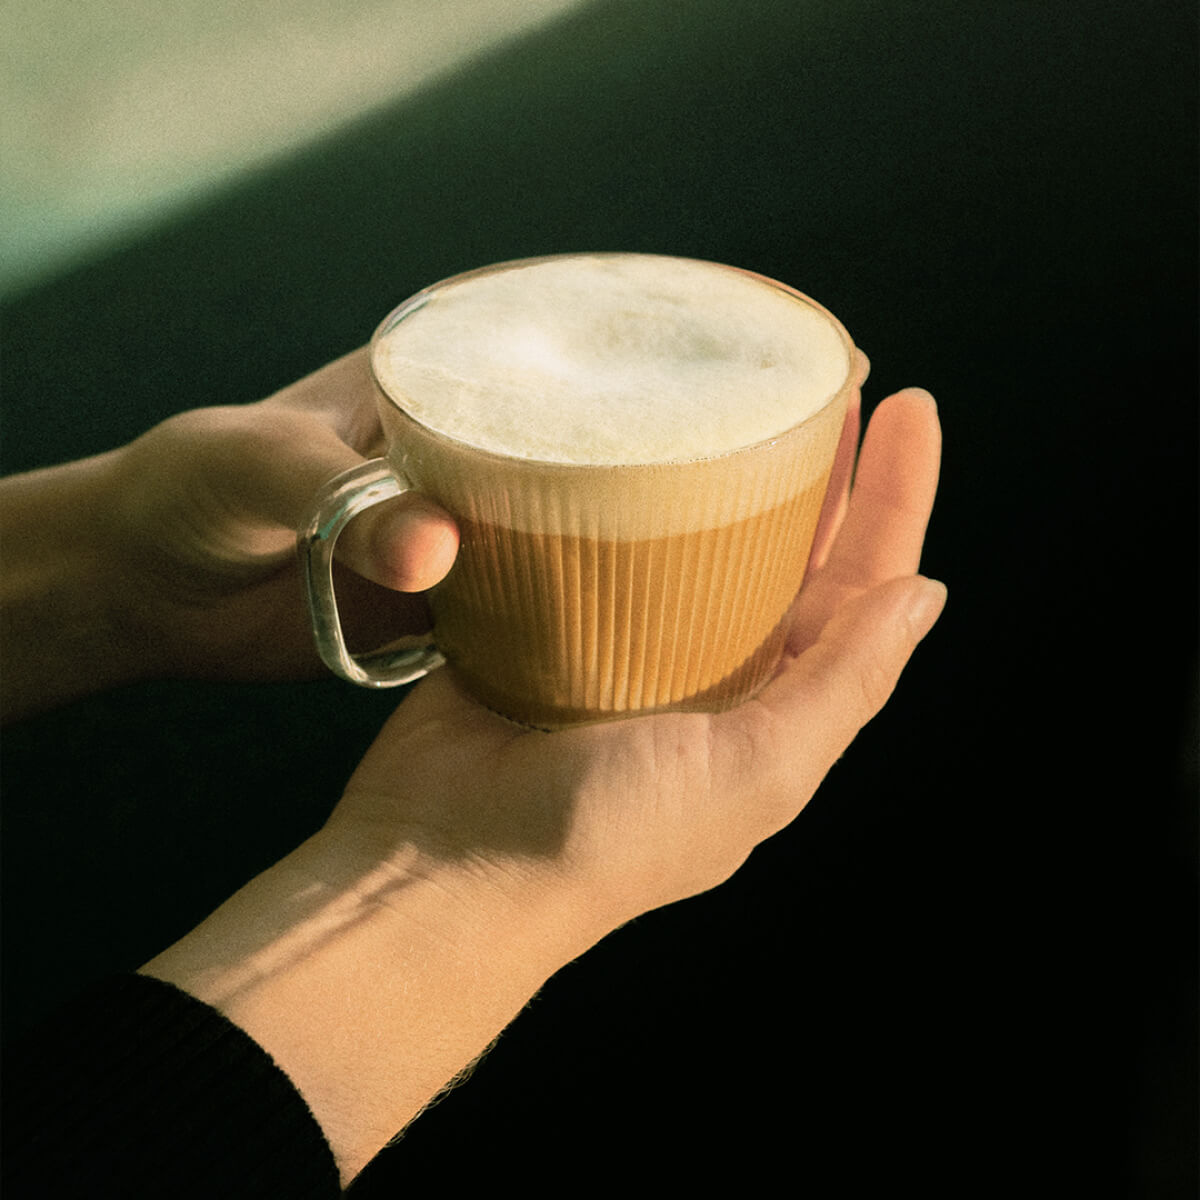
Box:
1, 973, 342, 1199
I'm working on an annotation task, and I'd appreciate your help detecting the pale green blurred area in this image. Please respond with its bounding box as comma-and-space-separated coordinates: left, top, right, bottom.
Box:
0, 0, 589, 300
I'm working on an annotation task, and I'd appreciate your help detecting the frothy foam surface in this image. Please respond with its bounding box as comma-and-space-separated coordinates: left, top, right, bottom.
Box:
372, 255, 850, 465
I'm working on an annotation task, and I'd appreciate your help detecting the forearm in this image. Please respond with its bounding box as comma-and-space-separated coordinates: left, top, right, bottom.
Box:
140, 830, 600, 1185
0, 453, 143, 721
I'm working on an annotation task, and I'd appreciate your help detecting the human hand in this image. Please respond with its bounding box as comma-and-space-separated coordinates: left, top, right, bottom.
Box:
102, 347, 459, 682
327, 382, 943, 934
0, 349, 457, 714
142, 383, 942, 1180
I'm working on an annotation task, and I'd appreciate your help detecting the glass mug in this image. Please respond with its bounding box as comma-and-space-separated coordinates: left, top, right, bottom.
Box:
300, 253, 860, 729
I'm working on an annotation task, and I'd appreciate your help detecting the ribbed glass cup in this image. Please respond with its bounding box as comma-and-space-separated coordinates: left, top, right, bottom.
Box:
370, 255, 858, 729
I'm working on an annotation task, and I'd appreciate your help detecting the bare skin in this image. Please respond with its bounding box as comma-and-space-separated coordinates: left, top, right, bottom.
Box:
0, 349, 458, 718
2, 348, 944, 1185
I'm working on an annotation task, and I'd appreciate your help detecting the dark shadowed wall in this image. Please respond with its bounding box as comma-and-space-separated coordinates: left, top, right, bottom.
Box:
2, 2, 1195, 1194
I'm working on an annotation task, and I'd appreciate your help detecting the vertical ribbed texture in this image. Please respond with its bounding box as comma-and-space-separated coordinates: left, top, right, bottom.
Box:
428, 437, 836, 728
394, 382, 849, 727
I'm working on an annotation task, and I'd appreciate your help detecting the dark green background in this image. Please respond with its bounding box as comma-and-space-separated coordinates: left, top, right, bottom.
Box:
3, 2, 1195, 1194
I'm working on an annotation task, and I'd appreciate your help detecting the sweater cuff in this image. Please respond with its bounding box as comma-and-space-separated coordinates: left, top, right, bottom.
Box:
2, 973, 341, 1198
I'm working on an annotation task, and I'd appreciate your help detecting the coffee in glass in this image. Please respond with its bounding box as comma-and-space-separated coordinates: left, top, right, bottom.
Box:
301, 253, 860, 728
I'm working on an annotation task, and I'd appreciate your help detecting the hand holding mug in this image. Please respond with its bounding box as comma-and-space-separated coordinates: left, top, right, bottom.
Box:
331, 382, 944, 920
143, 383, 943, 1182
0, 349, 460, 718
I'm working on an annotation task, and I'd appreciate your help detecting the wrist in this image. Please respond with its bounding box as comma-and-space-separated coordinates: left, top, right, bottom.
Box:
313, 810, 616, 955
0, 452, 144, 719
142, 826, 603, 1183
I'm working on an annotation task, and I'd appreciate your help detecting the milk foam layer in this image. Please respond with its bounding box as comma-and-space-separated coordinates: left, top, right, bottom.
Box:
372, 255, 850, 465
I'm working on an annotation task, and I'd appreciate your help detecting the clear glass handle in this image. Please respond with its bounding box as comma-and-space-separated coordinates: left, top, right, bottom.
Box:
298, 459, 445, 688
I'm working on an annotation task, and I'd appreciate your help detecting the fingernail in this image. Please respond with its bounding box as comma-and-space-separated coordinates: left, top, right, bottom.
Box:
903, 387, 938, 411
907, 578, 947, 640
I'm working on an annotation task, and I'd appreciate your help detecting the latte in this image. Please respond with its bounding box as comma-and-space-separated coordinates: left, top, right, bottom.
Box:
365, 254, 858, 726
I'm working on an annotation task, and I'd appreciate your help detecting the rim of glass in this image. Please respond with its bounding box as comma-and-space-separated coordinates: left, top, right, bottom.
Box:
368, 252, 857, 471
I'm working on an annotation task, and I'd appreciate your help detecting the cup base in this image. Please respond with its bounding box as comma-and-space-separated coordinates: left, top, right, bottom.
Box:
447, 614, 790, 731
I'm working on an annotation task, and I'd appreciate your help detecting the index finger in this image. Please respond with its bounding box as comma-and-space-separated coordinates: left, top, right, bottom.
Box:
786, 387, 941, 655
262, 347, 385, 456
708, 574, 947, 842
